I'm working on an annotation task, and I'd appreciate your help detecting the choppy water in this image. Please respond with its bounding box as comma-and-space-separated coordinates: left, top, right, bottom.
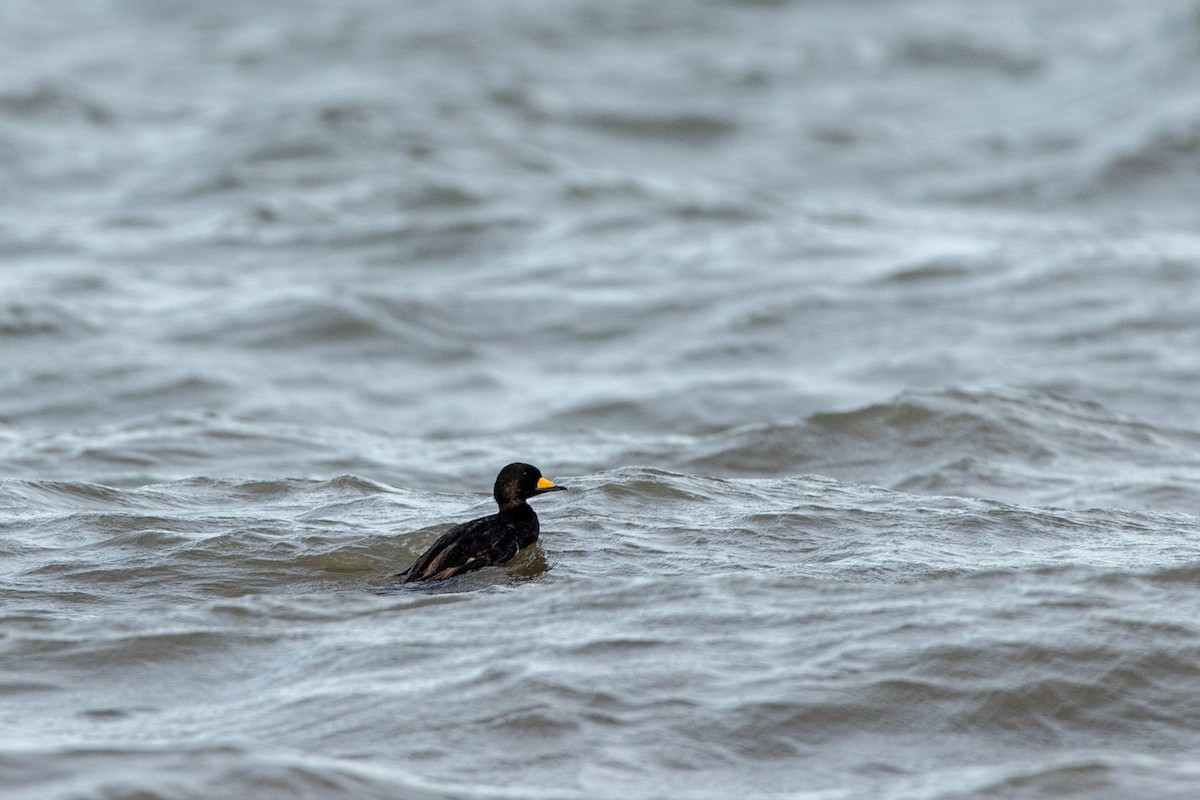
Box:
5, 1, 1200, 797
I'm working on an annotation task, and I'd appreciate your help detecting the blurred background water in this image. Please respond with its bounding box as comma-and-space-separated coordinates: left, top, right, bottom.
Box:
4, 1, 1200, 798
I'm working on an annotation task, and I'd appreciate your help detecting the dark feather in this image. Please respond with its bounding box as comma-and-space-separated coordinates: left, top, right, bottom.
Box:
396, 463, 564, 584
397, 505, 539, 583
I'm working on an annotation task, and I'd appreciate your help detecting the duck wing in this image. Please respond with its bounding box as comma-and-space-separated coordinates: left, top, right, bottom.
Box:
397, 513, 525, 583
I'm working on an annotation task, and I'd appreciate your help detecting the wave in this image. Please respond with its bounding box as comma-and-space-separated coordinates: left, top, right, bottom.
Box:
168, 293, 478, 359
873, 753, 1200, 800
0, 743, 579, 800
0, 82, 112, 125
0, 302, 95, 339
4, 735, 1191, 799
5, 467, 1200, 799
1084, 110, 1200, 203
894, 30, 1043, 77
569, 108, 738, 145
682, 387, 1200, 510
6, 415, 1200, 602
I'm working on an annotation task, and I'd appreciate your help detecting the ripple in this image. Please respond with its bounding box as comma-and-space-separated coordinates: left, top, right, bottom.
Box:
0, 302, 94, 338
0, 82, 113, 124
680, 388, 1200, 510
0, 744, 526, 800
570, 108, 738, 144
895, 32, 1044, 77
169, 293, 478, 360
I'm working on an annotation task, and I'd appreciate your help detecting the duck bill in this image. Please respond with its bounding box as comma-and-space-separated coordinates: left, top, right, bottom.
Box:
534, 477, 567, 494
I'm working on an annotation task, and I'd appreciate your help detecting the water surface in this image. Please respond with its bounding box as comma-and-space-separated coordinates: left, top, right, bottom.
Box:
4, 1, 1200, 798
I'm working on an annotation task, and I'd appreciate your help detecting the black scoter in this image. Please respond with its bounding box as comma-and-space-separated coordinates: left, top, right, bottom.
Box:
396, 462, 566, 583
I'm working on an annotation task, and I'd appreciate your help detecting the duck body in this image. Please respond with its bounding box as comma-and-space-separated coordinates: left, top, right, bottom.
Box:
397, 463, 565, 583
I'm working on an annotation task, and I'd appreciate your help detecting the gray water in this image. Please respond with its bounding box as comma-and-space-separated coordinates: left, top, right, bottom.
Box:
4, 1, 1200, 797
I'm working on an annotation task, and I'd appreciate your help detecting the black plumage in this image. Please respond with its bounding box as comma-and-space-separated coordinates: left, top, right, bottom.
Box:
397, 463, 566, 583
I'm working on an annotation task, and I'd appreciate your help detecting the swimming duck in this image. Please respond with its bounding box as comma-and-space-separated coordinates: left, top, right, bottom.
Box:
396, 462, 566, 583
